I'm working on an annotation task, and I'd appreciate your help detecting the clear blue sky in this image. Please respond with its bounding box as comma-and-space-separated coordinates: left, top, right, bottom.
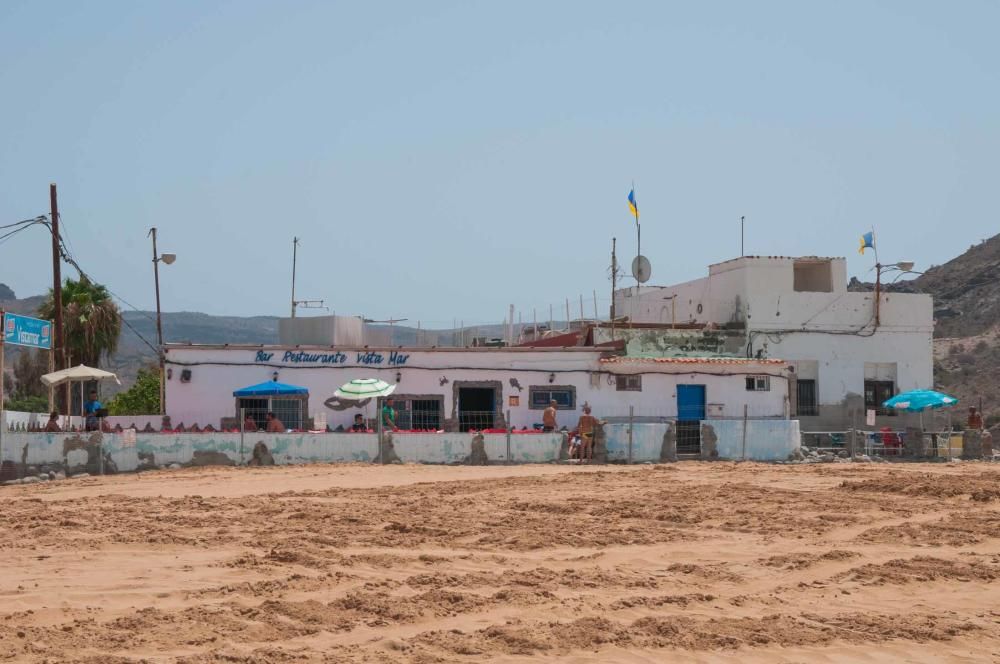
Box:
1, 0, 996, 328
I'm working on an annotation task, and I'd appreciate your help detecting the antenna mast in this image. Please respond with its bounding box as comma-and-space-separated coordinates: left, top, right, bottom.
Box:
290, 237, 325, 317
291, 237, 298, 318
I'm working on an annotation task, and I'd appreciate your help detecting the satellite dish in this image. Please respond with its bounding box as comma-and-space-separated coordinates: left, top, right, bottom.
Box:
632, 255, 651, 283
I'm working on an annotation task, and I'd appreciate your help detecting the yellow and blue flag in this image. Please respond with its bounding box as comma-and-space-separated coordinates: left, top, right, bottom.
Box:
859, 231, 875, 255
627, 188, 639, 221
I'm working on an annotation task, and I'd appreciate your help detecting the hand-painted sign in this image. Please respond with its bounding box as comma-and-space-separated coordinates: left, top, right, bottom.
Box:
254, 349, 410, 366
3, 313, 52, 349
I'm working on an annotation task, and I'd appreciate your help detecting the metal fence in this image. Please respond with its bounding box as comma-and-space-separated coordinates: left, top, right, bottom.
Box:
800, 429, 962, 459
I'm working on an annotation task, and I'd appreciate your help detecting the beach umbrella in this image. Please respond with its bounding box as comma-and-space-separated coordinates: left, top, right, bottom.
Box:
40, 364, 120, 387
333, 378, 396, 401
40, 364, 121, 419
883, 389, 959, 434
882, 389, 958, 412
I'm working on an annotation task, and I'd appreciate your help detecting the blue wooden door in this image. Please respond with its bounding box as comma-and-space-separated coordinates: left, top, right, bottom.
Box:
677, 384, 706, 421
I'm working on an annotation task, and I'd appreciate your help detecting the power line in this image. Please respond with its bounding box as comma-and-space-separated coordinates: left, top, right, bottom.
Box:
0, 212, 161, 358
0, 215, 47, 231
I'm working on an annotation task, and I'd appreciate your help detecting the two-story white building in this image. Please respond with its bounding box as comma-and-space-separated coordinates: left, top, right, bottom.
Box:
614, 255, 934, 429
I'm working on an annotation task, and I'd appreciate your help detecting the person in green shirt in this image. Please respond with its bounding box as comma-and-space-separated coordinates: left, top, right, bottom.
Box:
382, 399, 399, 431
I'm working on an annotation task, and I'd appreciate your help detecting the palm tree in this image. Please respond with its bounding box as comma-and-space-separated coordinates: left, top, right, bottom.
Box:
38, 277, 122, 367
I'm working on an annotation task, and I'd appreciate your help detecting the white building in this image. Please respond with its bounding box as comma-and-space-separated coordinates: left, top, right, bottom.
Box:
163, 344, 789, 436
613, 255, 934, 428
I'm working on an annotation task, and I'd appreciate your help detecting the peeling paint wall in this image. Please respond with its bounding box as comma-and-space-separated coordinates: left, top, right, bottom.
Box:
0, 431, 567, 471
701, 419, 800, 461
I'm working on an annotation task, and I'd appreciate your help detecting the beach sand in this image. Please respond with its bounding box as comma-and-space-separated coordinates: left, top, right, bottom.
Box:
2, 461, 999, 662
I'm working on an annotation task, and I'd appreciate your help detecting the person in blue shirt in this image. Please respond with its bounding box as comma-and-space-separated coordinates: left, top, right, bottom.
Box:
85, 389, 103, 432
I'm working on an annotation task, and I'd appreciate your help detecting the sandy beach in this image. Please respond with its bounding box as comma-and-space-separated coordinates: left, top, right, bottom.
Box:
2, 461, 999, 662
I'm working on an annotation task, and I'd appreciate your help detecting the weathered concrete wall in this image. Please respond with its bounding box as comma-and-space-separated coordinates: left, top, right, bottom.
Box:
0, 431, 566, 473
701, 419, 800, 461
603, 423, 668, 462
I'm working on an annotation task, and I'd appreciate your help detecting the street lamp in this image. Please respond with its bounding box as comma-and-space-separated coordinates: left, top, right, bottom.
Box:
874, 260, 915, 327
148, 227, 176, 414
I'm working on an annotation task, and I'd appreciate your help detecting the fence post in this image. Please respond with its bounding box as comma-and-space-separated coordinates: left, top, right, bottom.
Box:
741, 404, 749, 460
627, 405, 634, 465
377, 397, 384, 465
239, 407, 246, 465
506, 408, 512, 464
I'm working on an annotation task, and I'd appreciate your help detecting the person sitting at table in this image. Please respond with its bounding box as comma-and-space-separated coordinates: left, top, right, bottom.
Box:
84, 390, 102, 432
265, 412, 285, 433
351, 413, 367, 432
243, 413, 258, 432
44, 411, 61, 432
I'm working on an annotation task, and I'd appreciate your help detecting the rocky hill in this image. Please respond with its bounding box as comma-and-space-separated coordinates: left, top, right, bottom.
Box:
848, 234, 1000, 424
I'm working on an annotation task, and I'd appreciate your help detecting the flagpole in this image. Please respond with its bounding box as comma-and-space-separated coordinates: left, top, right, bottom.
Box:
633, 181, 640, 261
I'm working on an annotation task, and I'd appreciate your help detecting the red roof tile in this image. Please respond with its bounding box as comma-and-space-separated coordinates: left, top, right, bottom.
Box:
600, 356, 786, 365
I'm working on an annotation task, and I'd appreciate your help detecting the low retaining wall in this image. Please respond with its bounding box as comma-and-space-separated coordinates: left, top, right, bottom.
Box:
702, 419, 800, 461
602, 420, 800, 462
0, 419, 799, 477
0, 431, 567, 475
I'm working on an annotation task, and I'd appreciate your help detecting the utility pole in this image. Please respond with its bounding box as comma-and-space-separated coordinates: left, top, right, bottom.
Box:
148, 227, 167, 414
741, 216, 745, 256
290, 237, 298, 318
50, 184, 67, 414
610, 237, 618, 340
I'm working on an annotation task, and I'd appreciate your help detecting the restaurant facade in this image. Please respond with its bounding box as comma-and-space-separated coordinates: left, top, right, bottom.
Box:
164, 343, 791, 433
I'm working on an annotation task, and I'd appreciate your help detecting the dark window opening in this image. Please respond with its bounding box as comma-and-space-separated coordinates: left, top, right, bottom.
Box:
392, 398, 443, 430
458, 387, 496, 431
796, 380, 818, 416
238, 397, 305, 430
615, 375, 642, 392
745, 375, 770, 391
865, 380, 896, 416
238, 398, 267, 431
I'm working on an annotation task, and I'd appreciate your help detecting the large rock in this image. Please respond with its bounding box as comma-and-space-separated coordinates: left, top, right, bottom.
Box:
963, 430, 983, 460
248, 441, 275, 467
591, 423, 607, 464
700, 424, 719, 460
373, 432, 402, 464
660, 423, 677, 462
465, 433, 489, 465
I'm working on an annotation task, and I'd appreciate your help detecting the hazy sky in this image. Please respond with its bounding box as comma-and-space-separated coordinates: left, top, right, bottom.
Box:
1, 1, 996, 328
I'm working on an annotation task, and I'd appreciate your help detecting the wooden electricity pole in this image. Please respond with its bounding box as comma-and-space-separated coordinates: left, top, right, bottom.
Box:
50, 184, 67, 414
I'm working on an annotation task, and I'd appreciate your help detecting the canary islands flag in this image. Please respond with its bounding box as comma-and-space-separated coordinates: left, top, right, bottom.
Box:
627, 188, 639, 221
859, 231, 875, 255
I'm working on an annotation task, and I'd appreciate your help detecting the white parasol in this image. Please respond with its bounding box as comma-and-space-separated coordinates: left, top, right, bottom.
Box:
41, 364, 120, 418
333, 378, 396, 401
41, 364, 121, 387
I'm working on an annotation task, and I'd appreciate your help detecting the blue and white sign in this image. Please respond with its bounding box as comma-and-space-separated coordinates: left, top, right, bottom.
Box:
3, 312, 52, 349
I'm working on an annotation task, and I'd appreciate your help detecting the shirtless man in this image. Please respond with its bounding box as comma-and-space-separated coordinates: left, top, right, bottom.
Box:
44, 412, 61, 432
265, 412, 285, 433
542, 400, 558, 432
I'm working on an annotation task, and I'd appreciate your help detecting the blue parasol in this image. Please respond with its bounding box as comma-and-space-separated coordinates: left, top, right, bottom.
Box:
882, 389, 958, 413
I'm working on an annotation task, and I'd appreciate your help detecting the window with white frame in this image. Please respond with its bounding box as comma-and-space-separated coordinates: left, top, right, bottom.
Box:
529, 386, 576, 410
745, 375, 770, 391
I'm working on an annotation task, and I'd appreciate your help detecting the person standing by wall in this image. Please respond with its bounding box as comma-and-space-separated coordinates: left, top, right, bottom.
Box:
968, 407, 984, 431
382, 399, 399, 432
575, 404, 598, 461
44, 411, 61, 432
543, 399, 558, 432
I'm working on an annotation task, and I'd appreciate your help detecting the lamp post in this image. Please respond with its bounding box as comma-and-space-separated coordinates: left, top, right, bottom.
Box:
874, 261, 915, 327
149, 227, 176, 414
